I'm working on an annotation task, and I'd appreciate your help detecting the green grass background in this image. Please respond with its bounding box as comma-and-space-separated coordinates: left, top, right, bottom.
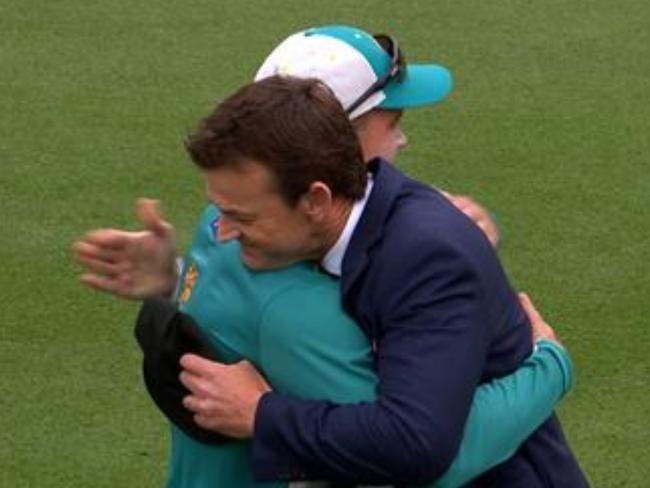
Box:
1, 0, 648, 486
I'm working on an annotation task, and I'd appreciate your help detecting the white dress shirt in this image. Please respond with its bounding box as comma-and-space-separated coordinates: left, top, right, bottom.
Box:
321, 175, 374, 277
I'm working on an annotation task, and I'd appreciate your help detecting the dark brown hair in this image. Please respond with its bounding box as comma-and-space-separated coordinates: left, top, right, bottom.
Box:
186, 76, 367, 205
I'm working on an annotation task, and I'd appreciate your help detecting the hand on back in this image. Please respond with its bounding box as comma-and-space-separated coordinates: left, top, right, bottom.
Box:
442, 191, 500, 248
518, 292, 561, 346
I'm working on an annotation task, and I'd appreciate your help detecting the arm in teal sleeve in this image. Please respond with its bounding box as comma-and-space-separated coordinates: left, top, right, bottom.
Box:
430, 340, 574, 488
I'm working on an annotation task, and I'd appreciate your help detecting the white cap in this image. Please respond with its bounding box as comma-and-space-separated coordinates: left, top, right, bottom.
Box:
255, 25, 453, 119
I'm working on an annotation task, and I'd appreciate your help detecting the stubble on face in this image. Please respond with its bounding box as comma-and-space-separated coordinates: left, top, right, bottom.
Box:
203, 161, 332, 271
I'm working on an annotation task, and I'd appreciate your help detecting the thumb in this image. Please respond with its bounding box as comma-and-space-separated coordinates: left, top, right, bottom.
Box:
519, 292, 542, 325
137, 198, 171, 237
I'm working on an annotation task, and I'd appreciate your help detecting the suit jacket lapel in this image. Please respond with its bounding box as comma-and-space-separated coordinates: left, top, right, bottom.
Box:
341, 159, 404, 305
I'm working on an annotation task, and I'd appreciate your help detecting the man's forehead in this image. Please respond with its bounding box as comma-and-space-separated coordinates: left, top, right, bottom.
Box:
204, 160, 281, 208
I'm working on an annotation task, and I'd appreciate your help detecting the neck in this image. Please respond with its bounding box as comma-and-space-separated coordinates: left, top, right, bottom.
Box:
312, 199, 354, 261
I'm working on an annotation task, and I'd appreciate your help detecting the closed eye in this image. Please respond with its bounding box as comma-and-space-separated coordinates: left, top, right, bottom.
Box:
221, 209, 255, 224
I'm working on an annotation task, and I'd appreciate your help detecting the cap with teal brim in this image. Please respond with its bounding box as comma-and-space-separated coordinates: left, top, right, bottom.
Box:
255, 24, 453, 119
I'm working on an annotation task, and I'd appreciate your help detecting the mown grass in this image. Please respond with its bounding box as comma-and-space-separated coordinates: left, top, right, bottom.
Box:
1, 1, 648, 486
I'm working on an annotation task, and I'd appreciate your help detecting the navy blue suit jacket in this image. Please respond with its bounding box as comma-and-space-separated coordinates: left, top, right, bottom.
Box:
253, 159, 588, 487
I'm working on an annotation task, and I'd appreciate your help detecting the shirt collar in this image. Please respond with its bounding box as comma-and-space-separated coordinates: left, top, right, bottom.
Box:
321, 175, 374, 277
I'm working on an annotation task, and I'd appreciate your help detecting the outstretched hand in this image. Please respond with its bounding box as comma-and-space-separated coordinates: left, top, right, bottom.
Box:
73, 198, 179, 299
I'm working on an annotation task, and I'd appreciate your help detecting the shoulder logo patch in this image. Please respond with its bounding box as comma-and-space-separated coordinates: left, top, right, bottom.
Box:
179, 263, 199, 305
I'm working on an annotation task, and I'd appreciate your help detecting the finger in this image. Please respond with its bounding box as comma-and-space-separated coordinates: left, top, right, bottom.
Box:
137, 198, 171, 237
458, 200, 488, 219
73, 240, 122, 262
180, 354, 225, 376
182, 394, 214, 414
454, 196, 473, 208
80, 229, 142, 253
518, 293, 559, 344
72, 240, 96, 259
74, 240, 131, 274
179, 370, 217, 397
193, 413, 217, 429
530, 318, 558, 344
182, 394, 198, 412
80, 272, 132, 295
449, 197, 479, 216
461, 206, 482, 220
518, 292, 543, 324
76, 253, 128, 277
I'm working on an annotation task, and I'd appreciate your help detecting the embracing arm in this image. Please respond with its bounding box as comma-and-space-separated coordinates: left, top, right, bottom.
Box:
177, 288, 572, 486
434, 338, 573, 488
251, 290, 570, 487
251, 244, 491, 484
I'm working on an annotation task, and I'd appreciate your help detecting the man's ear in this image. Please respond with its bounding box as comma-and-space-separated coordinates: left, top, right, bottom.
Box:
298, 182, 332, 222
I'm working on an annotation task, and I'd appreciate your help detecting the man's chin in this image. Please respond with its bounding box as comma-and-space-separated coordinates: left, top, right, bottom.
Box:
240, 249, 293, 271
240, 249, 274, 270
240, 249, 261, 269
241, 259, 267, 270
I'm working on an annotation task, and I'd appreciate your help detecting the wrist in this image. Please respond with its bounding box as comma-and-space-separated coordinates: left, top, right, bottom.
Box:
162, 256, 183, 299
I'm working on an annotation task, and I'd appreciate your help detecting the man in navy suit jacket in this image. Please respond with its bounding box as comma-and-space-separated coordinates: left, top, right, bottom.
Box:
174, 76, 590, 487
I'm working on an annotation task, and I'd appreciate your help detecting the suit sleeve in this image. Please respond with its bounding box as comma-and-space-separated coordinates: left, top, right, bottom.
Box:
433, 339, 574, 488
252, 242, 493, 484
